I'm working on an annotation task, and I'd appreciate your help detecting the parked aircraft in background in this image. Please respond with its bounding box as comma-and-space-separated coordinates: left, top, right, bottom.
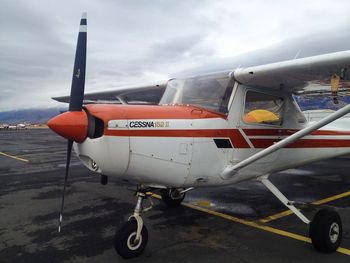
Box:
16, 123, 27, 129
0, 124, 9, 130
0, 123, 27, 130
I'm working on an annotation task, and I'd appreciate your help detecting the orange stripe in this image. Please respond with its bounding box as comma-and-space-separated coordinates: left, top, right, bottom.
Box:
86, 104, 227, 121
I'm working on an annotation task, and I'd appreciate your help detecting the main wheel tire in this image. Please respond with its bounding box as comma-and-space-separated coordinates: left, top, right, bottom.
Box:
114, 220, 148, 258
309, 208, 342, 253
161, 188, 185, 207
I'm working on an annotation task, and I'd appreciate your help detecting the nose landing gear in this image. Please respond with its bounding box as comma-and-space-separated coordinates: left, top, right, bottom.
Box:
114, 190, 154, 258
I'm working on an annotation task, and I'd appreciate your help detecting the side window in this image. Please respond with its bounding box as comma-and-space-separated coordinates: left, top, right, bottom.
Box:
243, 91, 284, 125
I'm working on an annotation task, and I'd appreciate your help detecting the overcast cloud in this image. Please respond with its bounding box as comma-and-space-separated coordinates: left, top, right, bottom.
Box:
1, 0, 350, 111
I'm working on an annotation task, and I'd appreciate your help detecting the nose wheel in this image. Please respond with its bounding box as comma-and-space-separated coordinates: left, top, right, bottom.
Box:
114, 190, 153, 258
114, 219, 148, 258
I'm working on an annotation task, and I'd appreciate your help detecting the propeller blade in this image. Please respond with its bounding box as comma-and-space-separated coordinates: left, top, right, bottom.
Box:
58, 139, 73, 233
57, 12, 87, 233
69, 12, 87, 111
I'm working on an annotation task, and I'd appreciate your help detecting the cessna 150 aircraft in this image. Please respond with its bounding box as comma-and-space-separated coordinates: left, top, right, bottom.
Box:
49, 13, 350, 258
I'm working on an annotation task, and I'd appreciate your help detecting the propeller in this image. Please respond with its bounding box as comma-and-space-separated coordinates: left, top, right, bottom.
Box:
56, 12, 87, 233
69, 12, 87, 112
58, 139, 73, 232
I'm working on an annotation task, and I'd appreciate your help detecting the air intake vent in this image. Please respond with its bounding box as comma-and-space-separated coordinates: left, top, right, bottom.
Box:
93, 117, 104, 138
86, 110, 104, 139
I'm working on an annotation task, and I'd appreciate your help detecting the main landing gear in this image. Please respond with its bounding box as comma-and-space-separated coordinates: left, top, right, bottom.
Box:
161, 188, 186, 207
309, 209, 342, 252
259, 175, 342, 253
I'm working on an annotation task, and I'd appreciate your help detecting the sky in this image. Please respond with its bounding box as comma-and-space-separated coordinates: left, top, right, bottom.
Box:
1, 0, 350, 111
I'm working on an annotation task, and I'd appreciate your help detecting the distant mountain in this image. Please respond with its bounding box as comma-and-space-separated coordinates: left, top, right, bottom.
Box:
0, 107, 66, 124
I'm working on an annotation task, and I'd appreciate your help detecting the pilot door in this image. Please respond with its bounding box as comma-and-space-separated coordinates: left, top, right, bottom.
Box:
233, 87, 285, 164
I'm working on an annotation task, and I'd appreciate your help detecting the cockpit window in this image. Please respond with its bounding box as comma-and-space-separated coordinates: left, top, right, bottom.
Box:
243, 91, 284, 125
160, 73, 233, 113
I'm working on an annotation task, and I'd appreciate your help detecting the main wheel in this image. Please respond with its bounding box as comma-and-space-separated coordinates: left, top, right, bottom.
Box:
161, 188, 185, 207
309, 208, 342, 253
114, 220, 148, 258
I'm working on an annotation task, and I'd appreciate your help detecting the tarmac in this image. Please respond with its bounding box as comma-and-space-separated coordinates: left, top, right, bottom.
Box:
0, 129, 350, 262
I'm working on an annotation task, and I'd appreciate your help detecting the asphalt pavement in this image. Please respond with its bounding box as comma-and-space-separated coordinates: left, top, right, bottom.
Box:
0, 129, 349, 262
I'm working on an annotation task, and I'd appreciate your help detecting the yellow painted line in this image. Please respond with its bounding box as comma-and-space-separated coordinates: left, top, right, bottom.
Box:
183, 203, 350, 256
150, 192, 350, 256
195, 200, 212, 207
312, 191, 350, 205
0, 151, 29, 163
151, 193, 161, 199
260, 210, 293, 223
183, 202, 311, 242
260, 190, 350, 223
338, 247, 350, 256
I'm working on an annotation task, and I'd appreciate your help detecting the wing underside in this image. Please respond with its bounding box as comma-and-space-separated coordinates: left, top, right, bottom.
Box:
233, 50, 350, 95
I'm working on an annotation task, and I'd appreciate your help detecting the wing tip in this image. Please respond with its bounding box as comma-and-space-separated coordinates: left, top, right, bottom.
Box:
52, 96, 70, 103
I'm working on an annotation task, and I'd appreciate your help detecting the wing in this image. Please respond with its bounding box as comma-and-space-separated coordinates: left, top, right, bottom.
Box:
234, 50, 350, 93
53, 82, 167, 105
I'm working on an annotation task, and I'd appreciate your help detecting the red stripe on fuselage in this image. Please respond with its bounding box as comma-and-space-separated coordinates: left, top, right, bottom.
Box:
104, 128, 350, 148
250, 139, 350, 148
105, 129, 251, 148
243, 128, 350, 148
243, 128, 350, 136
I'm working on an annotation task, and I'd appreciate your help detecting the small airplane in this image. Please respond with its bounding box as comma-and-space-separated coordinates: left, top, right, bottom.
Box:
0, 124, 9, 130
49, 13, 350, 258
16, 123, 27, 129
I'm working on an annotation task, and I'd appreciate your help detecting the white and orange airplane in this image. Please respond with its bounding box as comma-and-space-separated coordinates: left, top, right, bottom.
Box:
49, 13, 350, 258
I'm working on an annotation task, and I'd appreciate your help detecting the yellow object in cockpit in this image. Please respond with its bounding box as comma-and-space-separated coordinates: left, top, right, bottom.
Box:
244, 109, 279, 123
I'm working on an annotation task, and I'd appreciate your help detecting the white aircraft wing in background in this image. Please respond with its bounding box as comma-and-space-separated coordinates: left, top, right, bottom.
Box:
52, 81, 167, 105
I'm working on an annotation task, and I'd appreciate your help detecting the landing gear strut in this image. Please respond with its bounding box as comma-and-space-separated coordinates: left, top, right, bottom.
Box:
114, 190, 153, 258
259, 175, 342, 253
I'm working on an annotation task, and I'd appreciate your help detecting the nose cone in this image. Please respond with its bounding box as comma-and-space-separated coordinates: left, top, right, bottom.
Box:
48, 111, 88, 143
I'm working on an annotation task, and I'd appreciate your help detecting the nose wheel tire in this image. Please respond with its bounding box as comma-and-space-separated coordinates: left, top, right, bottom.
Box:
161, 188, 186, 207
114, 220, 148, 259
309, 208, 342, 253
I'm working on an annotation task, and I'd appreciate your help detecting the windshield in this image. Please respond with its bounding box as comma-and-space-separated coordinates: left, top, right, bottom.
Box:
160, 73, 233, 113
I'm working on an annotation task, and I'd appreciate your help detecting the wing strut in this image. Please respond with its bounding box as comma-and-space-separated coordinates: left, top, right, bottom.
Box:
258, 175, 310, 224
221, 103, 350, 179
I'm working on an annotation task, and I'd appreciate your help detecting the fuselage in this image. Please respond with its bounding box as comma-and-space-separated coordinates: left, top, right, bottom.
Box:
72, 81, 350, 188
